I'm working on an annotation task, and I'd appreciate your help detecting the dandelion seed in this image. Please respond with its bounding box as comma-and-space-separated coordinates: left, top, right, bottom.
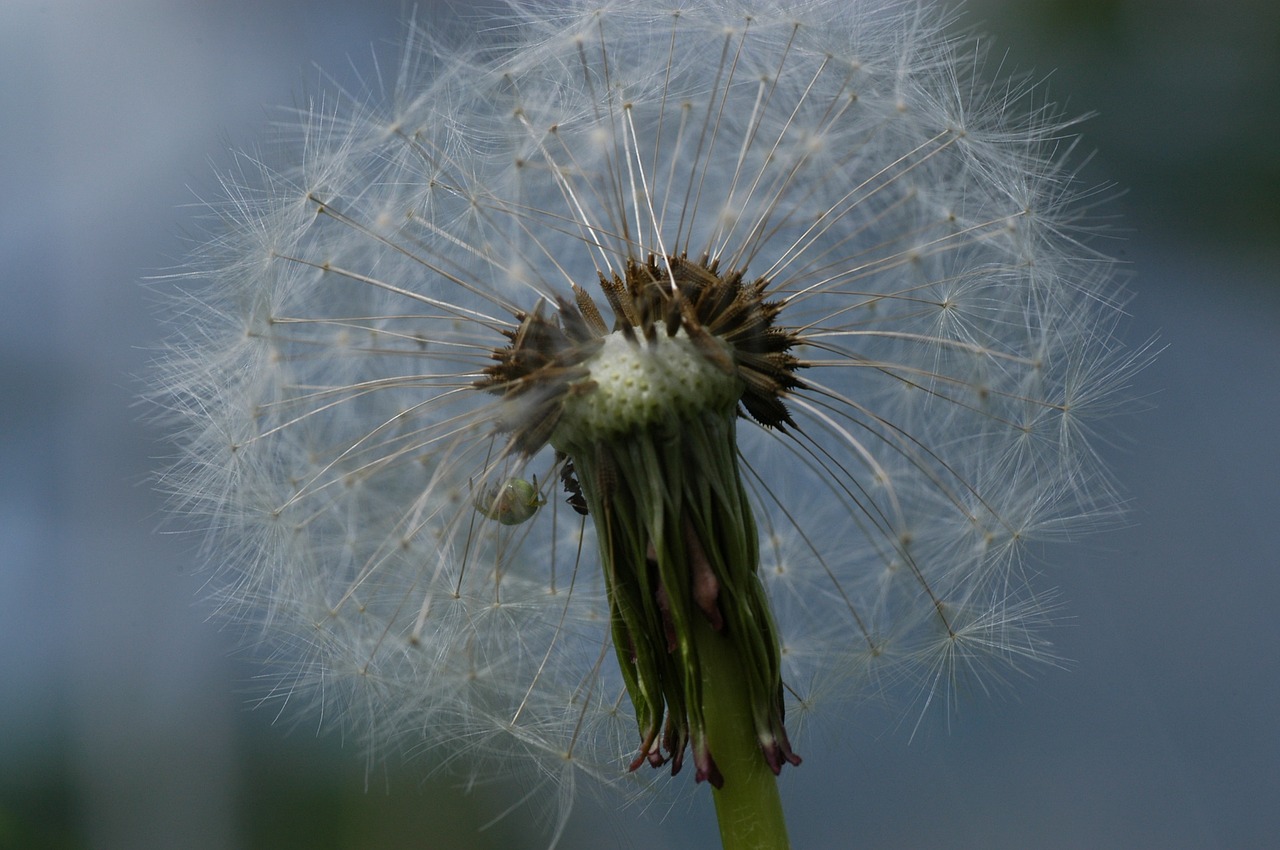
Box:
152, 1, 1146, 846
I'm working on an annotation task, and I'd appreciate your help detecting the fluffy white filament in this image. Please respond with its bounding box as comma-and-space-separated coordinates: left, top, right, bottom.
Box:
152, 0, 1143, 830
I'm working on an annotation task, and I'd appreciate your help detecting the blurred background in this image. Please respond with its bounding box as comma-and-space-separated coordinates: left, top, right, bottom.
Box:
2, 0, 1276, 847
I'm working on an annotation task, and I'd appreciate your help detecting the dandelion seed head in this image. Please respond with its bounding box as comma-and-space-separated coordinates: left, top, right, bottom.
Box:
152, 0, 1146, 826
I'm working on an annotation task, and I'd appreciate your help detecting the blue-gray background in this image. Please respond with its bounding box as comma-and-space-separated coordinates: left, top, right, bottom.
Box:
2, 1, 1276, 847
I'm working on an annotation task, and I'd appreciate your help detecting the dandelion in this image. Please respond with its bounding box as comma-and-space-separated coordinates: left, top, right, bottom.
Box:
154, 1, 1145, 846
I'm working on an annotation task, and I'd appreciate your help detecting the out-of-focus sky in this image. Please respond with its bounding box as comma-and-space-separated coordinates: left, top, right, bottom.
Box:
2, 1, 1276, 848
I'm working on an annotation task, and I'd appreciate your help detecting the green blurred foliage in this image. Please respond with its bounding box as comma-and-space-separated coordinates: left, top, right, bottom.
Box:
0, 733, 542, 850
969, 0, 1280, 249
0, 785, 79, 850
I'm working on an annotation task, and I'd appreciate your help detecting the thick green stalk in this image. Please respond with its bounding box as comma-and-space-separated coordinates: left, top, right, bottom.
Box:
559, 407, 798, 846
694, 614, 791, 850
543, 313, 801, 847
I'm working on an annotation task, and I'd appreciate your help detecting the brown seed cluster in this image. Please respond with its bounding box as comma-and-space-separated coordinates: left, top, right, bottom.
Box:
477, 253, 807, 456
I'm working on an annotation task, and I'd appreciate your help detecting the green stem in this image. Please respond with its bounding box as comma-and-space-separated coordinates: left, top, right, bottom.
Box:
693, 614, 791, 850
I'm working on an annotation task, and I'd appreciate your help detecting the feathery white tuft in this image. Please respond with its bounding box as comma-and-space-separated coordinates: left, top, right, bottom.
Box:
152, 0, 1145, 828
